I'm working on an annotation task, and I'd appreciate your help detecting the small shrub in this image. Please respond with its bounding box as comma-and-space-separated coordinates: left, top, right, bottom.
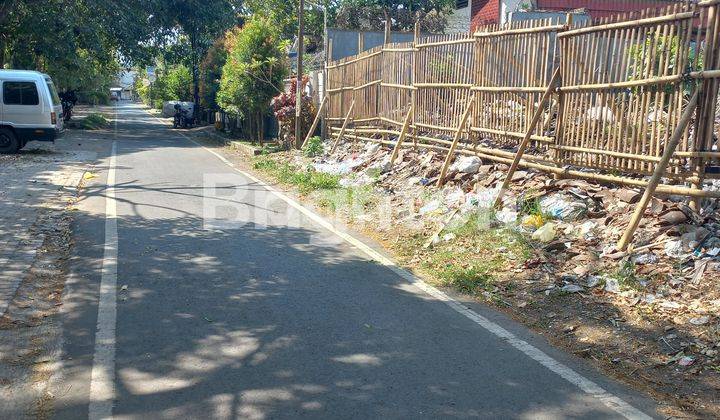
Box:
436, 265, 495, 296
79, 113, 108, 130
303, 136, 324, 157
252, 156, 339, 193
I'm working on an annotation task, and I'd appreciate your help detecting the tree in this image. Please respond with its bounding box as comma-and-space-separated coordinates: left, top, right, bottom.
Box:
199, 36, 229, 110
217, 19, 288, 143
335, 0, 453, 32
1, 0, 157, 99
165, 65, 194, 102
243, 0, 338, 53
153, 0, 243, 112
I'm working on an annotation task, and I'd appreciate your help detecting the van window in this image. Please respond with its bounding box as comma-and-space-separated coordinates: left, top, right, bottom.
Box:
46, 80, 61, 106
3, 81, 40, 105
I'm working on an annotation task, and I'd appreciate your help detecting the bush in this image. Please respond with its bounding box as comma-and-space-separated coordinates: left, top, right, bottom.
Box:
78, 113, 108, 130
217, 18, 288, 142
272, 76, 317, 148
135, 65, 193, 108
303, 136, 324, 157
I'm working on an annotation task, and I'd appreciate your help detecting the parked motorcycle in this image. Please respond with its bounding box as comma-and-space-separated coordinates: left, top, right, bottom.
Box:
59, 91, 77, 122
172, 104, 194, 129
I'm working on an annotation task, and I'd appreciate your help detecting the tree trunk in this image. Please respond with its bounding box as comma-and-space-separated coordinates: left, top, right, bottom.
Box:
190, 29, 201, 122
257, 111, 264, 148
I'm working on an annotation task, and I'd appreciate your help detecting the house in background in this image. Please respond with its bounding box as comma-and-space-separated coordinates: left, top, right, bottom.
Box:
448, 0, 684, 33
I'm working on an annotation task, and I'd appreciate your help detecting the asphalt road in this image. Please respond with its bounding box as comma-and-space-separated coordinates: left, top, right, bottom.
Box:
51, 102, 660, 419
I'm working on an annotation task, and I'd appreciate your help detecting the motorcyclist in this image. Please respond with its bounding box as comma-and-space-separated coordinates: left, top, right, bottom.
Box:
173, 103, 191, 129
59, 90, 77, 122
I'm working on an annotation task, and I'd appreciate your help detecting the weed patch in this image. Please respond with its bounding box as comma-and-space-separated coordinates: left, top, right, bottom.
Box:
253, 156, 340, 193
71, 113, 108, 130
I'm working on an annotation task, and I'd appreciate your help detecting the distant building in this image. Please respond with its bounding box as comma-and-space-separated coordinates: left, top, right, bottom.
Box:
113, 69, 137, 100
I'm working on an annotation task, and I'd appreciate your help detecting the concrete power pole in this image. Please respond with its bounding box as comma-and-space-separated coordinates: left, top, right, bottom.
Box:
295, 0, 305, 149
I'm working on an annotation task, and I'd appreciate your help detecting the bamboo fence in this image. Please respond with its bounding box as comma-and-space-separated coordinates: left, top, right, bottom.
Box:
324, 0, 720, 199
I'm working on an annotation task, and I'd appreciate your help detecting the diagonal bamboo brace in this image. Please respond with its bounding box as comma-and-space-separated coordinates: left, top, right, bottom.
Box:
493, 68, 561, 209
438, 94, 477, 186
330, 100, 355, 154
390, 106, 414, 165
301, 96, 328, 148
617, 89, 700, 251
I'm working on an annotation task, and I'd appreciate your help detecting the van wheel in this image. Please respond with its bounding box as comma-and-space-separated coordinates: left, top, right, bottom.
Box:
0, 128, 20, 154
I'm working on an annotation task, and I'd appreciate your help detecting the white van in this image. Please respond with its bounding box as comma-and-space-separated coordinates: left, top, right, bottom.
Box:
0, 70, 64, 154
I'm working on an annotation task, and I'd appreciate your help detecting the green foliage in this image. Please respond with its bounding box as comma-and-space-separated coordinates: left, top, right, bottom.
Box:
218, 19, 288, 119
303, 136, 325, 157
135, 65, 193, 108
421, 213, 531, 301
628, 35, 701, 96
78, 113, 109, 130
200, 36, 229, 110
335, 0, 454, 32
150, 0, 242, 105
243, 0, 331, 50
252, 156, 340, 193
610, 260, 642, 290
1, 0, 156, 100
164, 66, 194, 102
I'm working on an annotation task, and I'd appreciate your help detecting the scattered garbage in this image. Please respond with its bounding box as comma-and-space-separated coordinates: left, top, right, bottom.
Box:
561, 284, 584, 293
604, 278, 620, 293
496, 208, 518, 224
419, 200, 442, 215
449, 156, 482, 174
532, 222, 557, 242
540, 194, 588, 221
678, 356, 695, 367
689, 316, 710, 325
306, 135, 720, 412
632, 253, 660, 265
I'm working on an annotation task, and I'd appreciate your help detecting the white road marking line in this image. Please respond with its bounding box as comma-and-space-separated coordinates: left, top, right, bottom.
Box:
88, 139, 118, 420
147, 110, 653, 420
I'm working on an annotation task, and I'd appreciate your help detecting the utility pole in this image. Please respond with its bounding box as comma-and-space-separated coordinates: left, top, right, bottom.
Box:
295, 0, 305, 149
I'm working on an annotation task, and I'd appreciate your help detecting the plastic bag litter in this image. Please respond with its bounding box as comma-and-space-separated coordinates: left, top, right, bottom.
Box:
449, 156, 481, 173
419, 200, 442, 215
465, 188, 499, 209
632, 253, 659, 265
664, 240, 685, 258
540, 194, 588, 221
496, 208, 518, 224
561, 284, 584, 293
444, 188, 465, 207
531, 222, 557, 242
313, 157, 366, 175
340, 173, 374, 187
521, 214, 545, 229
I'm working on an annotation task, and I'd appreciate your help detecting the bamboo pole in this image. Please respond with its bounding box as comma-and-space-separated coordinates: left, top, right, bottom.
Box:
474, 24, 566, 38
330, 100, 355, 154
437, 94, 476, 186
493, 67, 561, 208
558, 11, 697, 38
390, 106, 414, 164
301, 96, 328, 148
617, 88, 699, 251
